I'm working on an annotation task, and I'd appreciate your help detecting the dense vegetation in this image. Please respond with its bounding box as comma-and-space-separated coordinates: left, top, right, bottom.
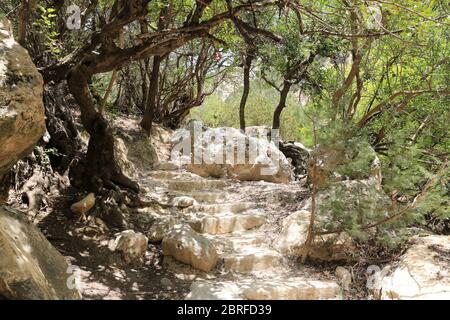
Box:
1, 0, 448, 249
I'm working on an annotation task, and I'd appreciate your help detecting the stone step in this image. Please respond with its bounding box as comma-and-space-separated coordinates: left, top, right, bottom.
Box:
155, 162, 181, 171
180, 191, 228, 203
185, 276, 342, 300
189, 213, 266, 235
242, 277, 342, 300
147, 170, 199, 180
205, 231, 267, 253
186, 202, 254, 214
221, 246, 283, 272
168, 180, 228, 192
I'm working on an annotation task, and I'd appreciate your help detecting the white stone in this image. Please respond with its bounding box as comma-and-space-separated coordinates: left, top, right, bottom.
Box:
172, 196, 196, 208
113, 230, 148, 264
190, 213, 266, 235
372, 235, 450, 300
175, 125, 293, 183
221, 246, 283, 272
162, 225, 218, 272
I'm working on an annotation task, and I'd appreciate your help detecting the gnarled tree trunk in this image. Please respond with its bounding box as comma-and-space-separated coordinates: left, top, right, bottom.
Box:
272, 81, 291, 130
67, 58, 138, 193
141, 55, 162, 134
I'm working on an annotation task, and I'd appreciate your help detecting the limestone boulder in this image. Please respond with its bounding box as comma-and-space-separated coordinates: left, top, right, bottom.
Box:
0, 207, 81, 299
245, 126, 271, 138
113, 131, 159, 177
273, 210, 355, 261
0, 19, 45, 182
114, 137, 137, 178
146, 216, 179, 242
371, 235, 450, 300
172, 123, 293, 183
279, 140, 310, 177
274, 210, 310, 255
162, 225, 218, 272
112, 230, 148, 264
335, 266, 352, 290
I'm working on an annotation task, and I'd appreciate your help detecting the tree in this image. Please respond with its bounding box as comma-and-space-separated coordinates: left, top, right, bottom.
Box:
42, 0, 278, 193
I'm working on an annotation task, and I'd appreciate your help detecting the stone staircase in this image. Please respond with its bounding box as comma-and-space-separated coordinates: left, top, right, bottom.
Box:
143, 162, 342, 300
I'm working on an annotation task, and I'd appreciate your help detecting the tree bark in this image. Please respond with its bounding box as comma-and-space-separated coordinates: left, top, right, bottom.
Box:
239, 53, 253, 131
140, 55, 162, 134
17, 0, 30, 46
272, 81, 291, 130
67, 57, 139, 193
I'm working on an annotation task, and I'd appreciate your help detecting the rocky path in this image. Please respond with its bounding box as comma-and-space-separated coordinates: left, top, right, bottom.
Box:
136, 162, 343, 300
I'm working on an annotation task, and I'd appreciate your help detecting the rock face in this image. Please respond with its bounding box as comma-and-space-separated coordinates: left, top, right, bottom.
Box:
114, 131, 159, 178
0, 19, 45, 183
0, 207, 81, 299
372, 235, 450, 300
172, 123, 293, 183
112, 230, 148, 264
162, 225, 218, 272
279, 140, 310, 178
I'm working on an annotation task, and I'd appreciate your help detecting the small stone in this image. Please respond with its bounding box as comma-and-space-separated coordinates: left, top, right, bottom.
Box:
172, 196, 196, 208
335, 266, 352, 290
147, 216, 178, 242
161, 277, 173, 289
113, 230, 148, 264
70, 193, 96, 215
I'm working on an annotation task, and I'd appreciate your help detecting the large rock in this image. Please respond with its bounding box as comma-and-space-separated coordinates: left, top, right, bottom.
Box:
0, 207, 81, 299
273, 210, 355, 261
113, 131, 159, 178
172, 196, 196, 208
279, 140, 310, 177
162, 225, 218, 272
146, 216, 179, 242
300, 178, 391, 234
114, 137, 137, 178
112, 230, 148, 264
0, 19, 45, 182
371, 235, 450, 300
172, 123, 293, 183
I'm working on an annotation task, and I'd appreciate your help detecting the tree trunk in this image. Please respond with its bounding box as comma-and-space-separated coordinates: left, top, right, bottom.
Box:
17, 0, 30, 46
140, 55, 162, 134
239, 53, 253, 132
67, 60, 139, 193
272, 81, 291, 130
